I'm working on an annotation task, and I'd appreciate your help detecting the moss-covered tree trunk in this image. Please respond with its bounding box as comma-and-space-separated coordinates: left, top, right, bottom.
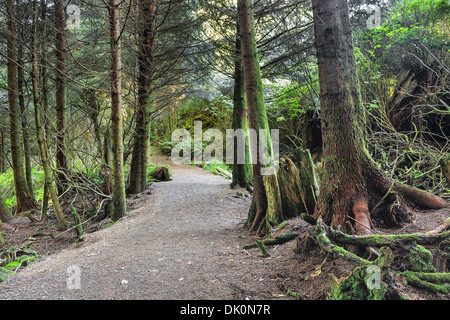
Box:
311, 0, 447, 237
54, 0, 69, 195
0, 131, 5, 174
239, 0, 283, 235
109, 0, 127, 221
31, 0, 67, 230
231, 19, 253, 190
40, 0, 50, 220
128, 0, 157, 195
0, 192, 13, 223
7, 0, 35, 215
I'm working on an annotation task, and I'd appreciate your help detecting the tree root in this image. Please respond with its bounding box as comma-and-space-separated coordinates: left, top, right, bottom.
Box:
310, 218, 450, 299
328, 227, 450, 247
255, 240, 270, 257
243, 232, 299, 250
400, 271, 450, 294
426, 217, 450, 235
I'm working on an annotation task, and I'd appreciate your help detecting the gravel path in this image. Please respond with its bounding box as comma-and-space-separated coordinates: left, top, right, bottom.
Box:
0, 153, 262, 300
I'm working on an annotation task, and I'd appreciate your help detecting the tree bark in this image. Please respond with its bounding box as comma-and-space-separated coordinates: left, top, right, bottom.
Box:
0, 131, 5, 173
7, 0, 35, 214
128, 0, 157, 195
17, 42, 34, 198
239, 0, 284, 235
40, 0, 50, 220
311, 0, 447, 236
231, 18, 253, 190
54, 0, 69, 195
109, 0, 127, 221
31, 0, 67, 230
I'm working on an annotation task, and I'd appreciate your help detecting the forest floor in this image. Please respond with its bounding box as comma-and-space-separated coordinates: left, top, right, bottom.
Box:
0, 149, 449, 300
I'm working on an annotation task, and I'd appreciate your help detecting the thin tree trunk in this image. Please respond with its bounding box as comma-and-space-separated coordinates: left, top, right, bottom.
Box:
239, 0, 283, 235
40, 0, 50, 219
0, 131, 5, 173
54, 0, 69, 195
31, 0, 67, 230
7, 0, 35, 214
128, 0, 157, 195
231, 18, 253, 190
109, 0, 127, 221
102, 126, 113, 218
17, 43, 34, 197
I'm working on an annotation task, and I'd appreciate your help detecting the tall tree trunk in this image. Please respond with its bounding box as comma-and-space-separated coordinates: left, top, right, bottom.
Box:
7, 0, 35, 214
31, 0, 67, 230
109, 0, 127, 221
239, 0, 283, 235
0, 131, 5, 173
231, 18, 253, 190
40, 0, 50, 219
127, 0, 157, 195
311, 0, 447, 238
17, 42, 34, 197
54, 0, 69, 195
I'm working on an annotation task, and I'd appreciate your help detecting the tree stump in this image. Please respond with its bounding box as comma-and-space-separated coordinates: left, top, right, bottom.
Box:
149, 167, 171, 182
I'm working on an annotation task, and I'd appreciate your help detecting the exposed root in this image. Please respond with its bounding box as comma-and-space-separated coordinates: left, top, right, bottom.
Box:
426, 217, 450, 235
310, 218, 450, 299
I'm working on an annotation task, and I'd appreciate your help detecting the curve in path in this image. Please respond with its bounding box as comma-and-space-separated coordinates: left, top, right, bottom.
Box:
0, 153, 257, 300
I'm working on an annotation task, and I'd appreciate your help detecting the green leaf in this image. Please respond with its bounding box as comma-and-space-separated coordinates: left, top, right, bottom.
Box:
4, 262, 20, 270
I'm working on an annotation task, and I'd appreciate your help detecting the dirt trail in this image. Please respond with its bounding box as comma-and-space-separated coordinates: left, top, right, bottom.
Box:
0, 152, 278, 300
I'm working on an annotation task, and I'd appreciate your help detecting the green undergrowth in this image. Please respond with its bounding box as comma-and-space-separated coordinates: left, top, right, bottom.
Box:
198, 159, 232, 179
0, 245, 41, 282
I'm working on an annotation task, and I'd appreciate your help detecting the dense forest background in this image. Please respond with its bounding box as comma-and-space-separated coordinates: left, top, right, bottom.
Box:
0, 0, 449, 300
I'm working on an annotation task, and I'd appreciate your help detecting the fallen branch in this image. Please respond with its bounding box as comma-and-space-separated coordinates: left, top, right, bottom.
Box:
216, 167, 232, 179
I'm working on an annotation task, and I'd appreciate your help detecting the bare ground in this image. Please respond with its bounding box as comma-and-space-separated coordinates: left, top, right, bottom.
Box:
0, 150, 449, 300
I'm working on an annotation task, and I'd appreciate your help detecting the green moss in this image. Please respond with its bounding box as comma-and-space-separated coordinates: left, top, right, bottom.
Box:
402, 271, 449, 294
329, 265, 389, 300
405, 242, 435, 273
327, 247, 394, 300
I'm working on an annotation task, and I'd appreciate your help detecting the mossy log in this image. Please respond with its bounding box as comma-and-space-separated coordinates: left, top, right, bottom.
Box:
216, 167, 232, 179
